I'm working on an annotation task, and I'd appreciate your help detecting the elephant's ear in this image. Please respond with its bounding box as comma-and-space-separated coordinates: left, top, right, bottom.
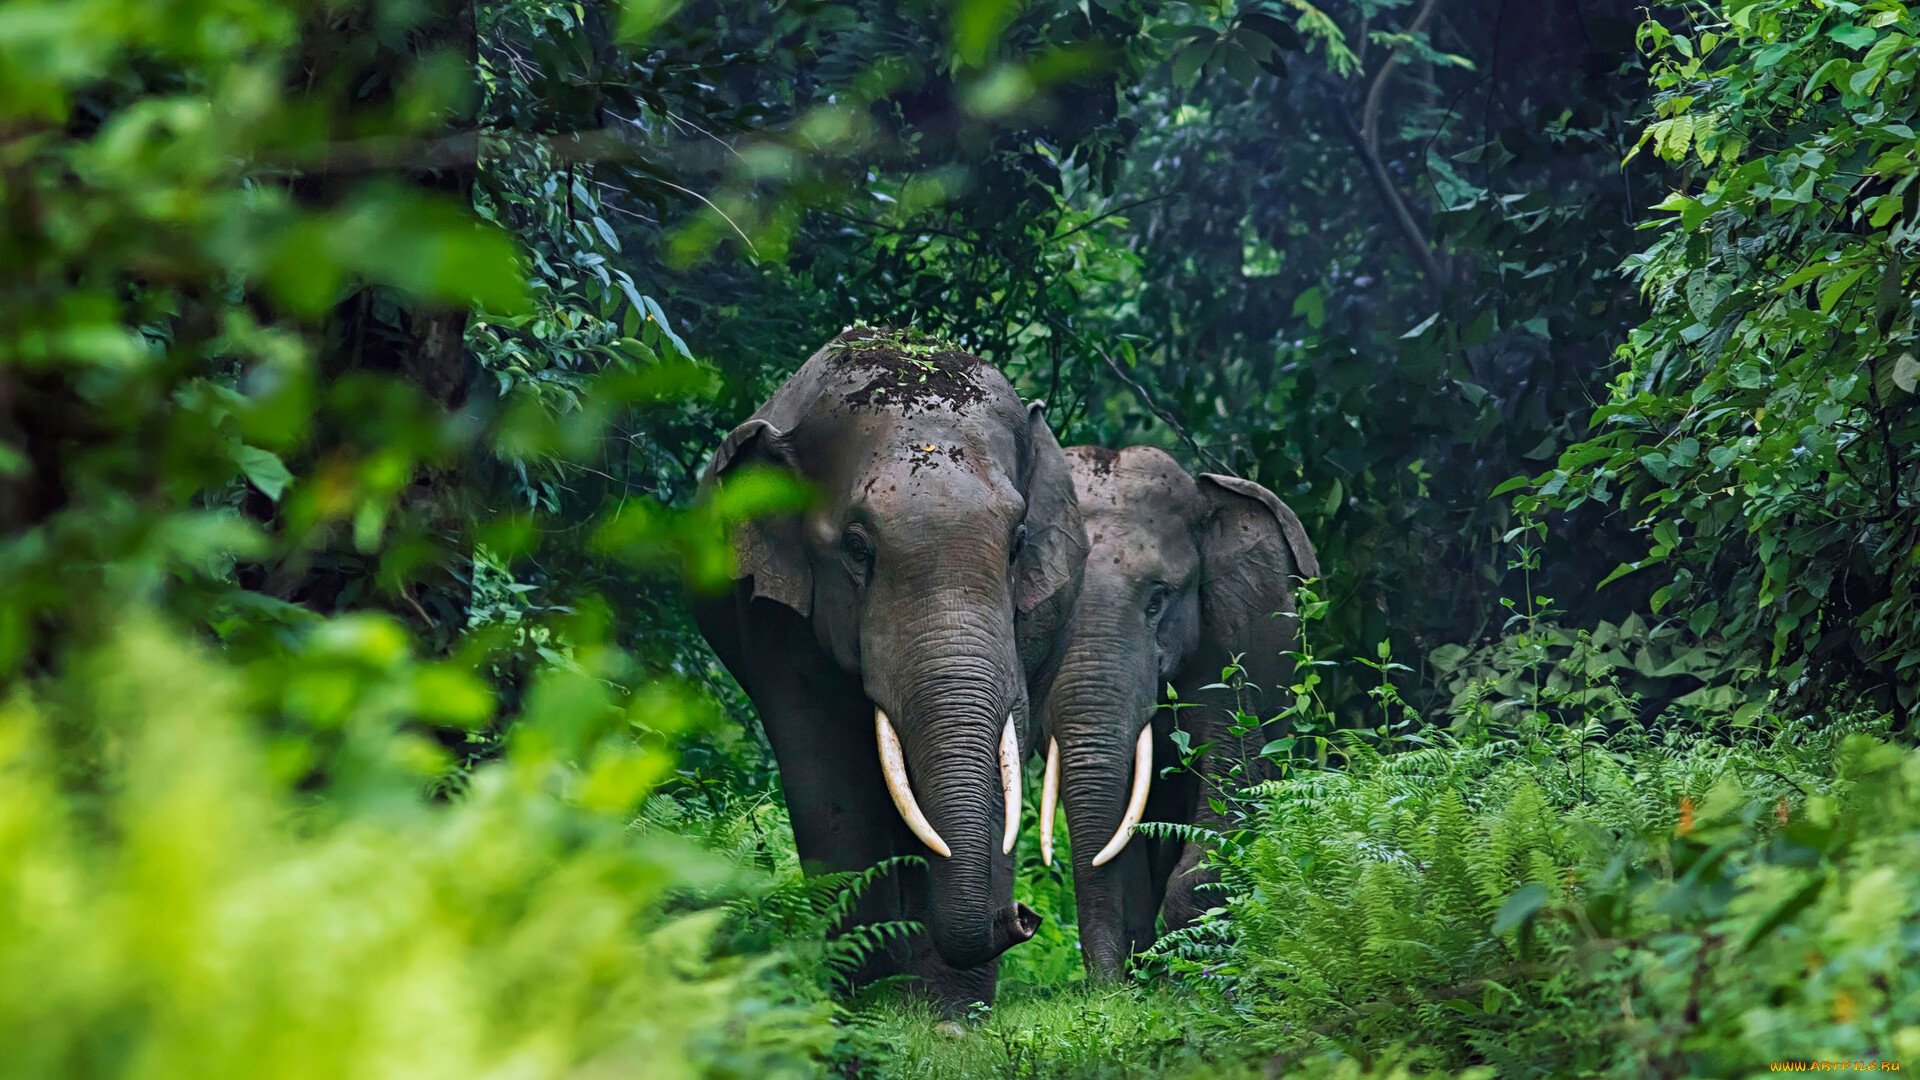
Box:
1195, 473, 1319, 695
1014, 402, 1088, 614
705, 418, 813, 617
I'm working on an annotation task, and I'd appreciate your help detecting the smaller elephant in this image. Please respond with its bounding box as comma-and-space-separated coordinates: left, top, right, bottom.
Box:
1039, 445, 1318, 979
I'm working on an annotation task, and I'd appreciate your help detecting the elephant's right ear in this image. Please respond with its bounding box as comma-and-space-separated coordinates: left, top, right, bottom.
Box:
705, 418, 813, 618
1014, 402, 1088, 614
1194, 473, 1319, 696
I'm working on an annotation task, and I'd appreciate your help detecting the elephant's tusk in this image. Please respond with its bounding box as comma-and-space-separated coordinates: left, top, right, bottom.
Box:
1090, 725, 1152, 868
999, 714, 1021, 855
876, 707, 951, 857
1039, 737, 1061, 865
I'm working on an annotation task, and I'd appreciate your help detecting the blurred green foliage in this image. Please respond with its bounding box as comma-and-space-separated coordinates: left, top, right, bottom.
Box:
0, 0, 846, 1074
0, 617, 838, 1079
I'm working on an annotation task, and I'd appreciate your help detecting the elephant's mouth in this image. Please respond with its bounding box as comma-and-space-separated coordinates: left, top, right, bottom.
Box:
1038, 725, 1154, 868
1002, 901, 1041, 942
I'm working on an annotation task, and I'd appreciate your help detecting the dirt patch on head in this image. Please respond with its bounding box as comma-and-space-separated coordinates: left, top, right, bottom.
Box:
1074, 445, 1120, 477
831, 326, 990, 415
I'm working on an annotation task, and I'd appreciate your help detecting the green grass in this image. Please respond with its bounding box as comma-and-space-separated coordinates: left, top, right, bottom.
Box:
845, 985, 1253, 1080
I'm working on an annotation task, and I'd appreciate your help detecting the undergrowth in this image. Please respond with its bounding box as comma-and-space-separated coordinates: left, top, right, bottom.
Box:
724, 541, 1920, 1077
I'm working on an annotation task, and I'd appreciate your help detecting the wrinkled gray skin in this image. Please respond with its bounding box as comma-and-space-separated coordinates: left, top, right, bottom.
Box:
692, 330, 1087, 1014
1044, 445, 1318, 979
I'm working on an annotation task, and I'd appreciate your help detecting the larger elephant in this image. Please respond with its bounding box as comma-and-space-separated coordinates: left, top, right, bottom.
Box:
692, 328, 1087, 1011
1038, 445, 1318, 979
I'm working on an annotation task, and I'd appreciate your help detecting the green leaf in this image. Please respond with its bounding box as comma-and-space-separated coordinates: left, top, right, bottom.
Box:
1493, 884, 1548, 935
1429, 643, 1470, 673
592, 216, 621, 252
1292, 286, 1326, 329
1171, 40, 1214, 87
1894, 355, 1919, 394
616, 0, 685, 43
1819, 266, 1868, 314
236, 446, 293, 501
1739, 875, 1826, 954
1258, 736, 1296, 757
1827, 24, 1878, 50
949, 0, 1022, 66
1779, 261, 1843, 291
1220, 42, 1262, 86
1597, 561, 1644, 589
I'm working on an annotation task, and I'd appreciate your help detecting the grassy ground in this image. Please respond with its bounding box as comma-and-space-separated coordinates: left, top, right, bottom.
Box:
845, 984, 1255, 1080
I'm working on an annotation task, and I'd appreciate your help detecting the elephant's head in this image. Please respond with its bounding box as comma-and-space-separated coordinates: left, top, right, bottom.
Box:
1041, 445, 1317, 977
704, 329, 1084, 969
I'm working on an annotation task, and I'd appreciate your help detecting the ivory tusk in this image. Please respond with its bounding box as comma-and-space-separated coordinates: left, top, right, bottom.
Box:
1089, 725, 1152, 867
875, 707, 951, 857
1039, 737, 1061, 865
999, 715, 1021, 855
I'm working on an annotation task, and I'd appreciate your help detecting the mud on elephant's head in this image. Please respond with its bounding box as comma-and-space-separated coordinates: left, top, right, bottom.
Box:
1041, 445, 1317, 978
703, 327, 1085, 969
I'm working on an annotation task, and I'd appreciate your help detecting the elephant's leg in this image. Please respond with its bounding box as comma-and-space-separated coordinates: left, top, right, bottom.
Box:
900, 909, 1003, 1017
1139, 718, 1198, 947
694, 587, 915, 983
1069, 717, 1199, 978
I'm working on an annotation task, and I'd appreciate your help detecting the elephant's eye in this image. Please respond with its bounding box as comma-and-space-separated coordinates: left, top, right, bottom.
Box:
841, 526, 873, 563
1144, 586, 1169, 619
1008, 523, 1028, 564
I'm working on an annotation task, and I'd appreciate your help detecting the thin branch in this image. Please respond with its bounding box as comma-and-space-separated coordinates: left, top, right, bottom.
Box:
649, 175, 760, 256
1360, 0, 1442, 156
400, 586, 436, 629
1049, 192, 1179, 244
662, 108, 746, 161
1092, 340, 1235, 476
1315, 72, 1449, 291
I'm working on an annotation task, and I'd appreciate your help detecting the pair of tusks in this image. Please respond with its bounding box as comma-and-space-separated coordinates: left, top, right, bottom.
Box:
1039, 727, 1152, 868
874, 707, 1153, 867
875, 707, 1023, 859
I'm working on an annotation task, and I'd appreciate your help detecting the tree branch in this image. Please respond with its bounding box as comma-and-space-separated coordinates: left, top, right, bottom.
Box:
1360, 0, 1442, 156
1092, 341, 1235, 476
1316, 72, 1449, 291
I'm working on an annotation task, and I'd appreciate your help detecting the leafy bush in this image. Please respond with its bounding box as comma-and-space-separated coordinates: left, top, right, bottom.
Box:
1538, 0, 1920, 720
0, 0, 850, 1076
1142, 608, 1920, 1076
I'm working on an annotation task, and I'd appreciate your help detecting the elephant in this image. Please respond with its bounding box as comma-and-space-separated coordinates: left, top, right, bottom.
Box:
1037, 445, 1318, 980
691, 327, 1087, 1013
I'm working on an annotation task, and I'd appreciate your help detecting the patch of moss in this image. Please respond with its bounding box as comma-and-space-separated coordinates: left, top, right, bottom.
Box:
830, 324, 989, 414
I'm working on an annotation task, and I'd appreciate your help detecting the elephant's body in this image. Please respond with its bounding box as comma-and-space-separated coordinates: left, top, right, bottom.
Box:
692, 328, 1086, 1012
1042, 445, 1318, 979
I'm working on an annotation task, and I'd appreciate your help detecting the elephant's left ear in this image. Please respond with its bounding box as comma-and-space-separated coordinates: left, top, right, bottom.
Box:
1014, 402, 1088, 614
1195, 473, 1319, 690
702, 418, 814, 618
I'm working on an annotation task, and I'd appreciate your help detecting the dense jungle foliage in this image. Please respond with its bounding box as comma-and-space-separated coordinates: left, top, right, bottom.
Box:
5, 0, 1920, 1076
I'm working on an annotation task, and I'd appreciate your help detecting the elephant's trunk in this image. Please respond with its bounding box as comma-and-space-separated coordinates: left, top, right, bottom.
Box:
869, 582, 1037, 970
1044, 620, 1158, 980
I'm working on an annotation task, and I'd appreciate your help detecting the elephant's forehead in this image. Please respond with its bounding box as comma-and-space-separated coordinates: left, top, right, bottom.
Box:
1067, 445, 1201, 516
1066, 445, 1202, 575
844, 425, 1022, 518
799, 407, 1019, 496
